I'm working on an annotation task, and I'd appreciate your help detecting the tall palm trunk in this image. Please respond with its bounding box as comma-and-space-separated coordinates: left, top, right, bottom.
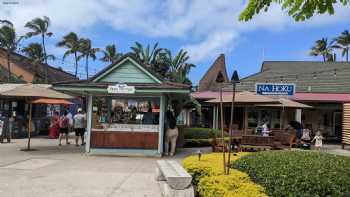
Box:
322, 54, 326, 62
41, 33, 48, 83
346, 48, 349, 62
7, 51, 11, 82
85, 56, 89, 79
74, 52, 78, 77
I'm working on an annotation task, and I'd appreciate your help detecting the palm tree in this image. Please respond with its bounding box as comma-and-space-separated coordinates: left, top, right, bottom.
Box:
100, 44, 122, 63
78, 38, 99, 79
130, 42, 170, 77
166, 49, 195, 84
57, 32, 81, 77
333, 30, 350, 62
310, 38, 334, 62
25, 16, 53, 83
22, 43, 55, 81
0, 22, 22, 82
130, 42, 162, 65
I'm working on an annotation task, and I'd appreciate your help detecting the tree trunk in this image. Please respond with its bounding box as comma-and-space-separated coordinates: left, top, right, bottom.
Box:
74, 52, 78, 77
7, 51, 11, 82
42, 34, 48, 83
346, 48, 349, 62
85, 56, 89, 79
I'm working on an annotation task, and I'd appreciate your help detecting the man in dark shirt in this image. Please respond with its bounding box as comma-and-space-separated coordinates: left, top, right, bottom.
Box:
0, 112, 10, 143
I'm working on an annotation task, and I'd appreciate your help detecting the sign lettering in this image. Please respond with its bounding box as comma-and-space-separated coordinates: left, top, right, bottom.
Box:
107, 84, 135, 94
256, 83, 295, 96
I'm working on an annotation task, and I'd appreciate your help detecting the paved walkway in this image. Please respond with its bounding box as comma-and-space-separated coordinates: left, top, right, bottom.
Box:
0, 137, 204, 197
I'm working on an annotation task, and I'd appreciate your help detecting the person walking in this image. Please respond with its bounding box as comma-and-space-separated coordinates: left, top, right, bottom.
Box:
58, 111, 70, 146
0, 112, 9, 143
164, 110, 178, 156
73, 108, 86, 146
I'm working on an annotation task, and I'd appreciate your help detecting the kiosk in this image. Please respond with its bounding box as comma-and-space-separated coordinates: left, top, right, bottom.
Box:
54, 54, 190, 156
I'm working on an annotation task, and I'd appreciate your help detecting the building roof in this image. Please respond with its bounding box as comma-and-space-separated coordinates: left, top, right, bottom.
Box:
205, 91, 278, 104
53, 54, 190, 94
0, 48, 78, 83
256, 98, 313, 108
0, 65, 24, 83
0, 83, 73, 99
293, 93, 350, 103
223, 61, 350, 94
198, 54, 229, 91
89, 53, 163, 83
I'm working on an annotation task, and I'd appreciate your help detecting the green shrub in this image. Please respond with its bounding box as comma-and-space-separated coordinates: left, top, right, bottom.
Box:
184, 139, 212, 147
183, 153, 267, 197
184, 127, 219, 139
233, 150, 350, 197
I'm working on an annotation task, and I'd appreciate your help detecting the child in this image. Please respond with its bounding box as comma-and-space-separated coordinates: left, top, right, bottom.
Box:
311, 131, 323, 151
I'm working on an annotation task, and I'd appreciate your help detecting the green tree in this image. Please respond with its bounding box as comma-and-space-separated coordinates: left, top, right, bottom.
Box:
22, 42, 55, 64
333, 30, 350, 62
166, 49, 195, 85
0, 21, 22, 82
240, 0, 349, 21
56, 32, 81, 77
130, 42, 170, 77
22, 43, 55, 82
100, 44, 122, 63
310, 38, 335, 62
78, 38, 99, 79
25, 16, 53, 83
130, 42, 162, 65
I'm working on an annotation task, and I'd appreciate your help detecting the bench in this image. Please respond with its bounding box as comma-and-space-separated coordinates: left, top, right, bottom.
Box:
155, 160, 194, 197
241, 135, 274, 151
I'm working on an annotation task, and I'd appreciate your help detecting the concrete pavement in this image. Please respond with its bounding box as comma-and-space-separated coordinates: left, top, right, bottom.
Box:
0, 137, 164, 197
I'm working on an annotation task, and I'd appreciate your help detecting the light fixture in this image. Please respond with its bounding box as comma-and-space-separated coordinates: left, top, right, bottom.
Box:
197, 149, 202, 161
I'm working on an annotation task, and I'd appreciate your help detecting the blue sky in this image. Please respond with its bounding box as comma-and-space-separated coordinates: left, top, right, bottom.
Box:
1, 0, 349, 84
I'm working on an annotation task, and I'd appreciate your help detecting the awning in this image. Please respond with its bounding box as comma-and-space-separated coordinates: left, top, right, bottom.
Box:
31, 98, 73, 105
255, 98, 313, 108
0, 83, 73, 99
205, 91, 278, 104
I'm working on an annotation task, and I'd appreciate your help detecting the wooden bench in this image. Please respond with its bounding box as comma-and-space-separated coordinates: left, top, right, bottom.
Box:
155, 160, 194, 197
272, 130, 297, 149
241, 135, 274, 151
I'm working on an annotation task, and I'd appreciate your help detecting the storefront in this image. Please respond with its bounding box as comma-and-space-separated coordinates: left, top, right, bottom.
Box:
54, 54, 190, 156
193, 56, 350, 145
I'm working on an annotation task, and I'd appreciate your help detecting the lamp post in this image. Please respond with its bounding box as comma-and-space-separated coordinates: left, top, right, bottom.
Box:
226, 70, 239, 175
215, 71, 226, 174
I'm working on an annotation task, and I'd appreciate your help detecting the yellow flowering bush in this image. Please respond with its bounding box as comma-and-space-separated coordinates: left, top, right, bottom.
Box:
183, 153, 267, 197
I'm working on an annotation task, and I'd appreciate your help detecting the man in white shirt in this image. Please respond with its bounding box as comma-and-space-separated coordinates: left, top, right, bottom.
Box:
73, 108, 86, 146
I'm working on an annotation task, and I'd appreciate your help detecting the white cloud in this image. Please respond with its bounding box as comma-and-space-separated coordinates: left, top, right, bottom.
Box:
0, 0, 349, 64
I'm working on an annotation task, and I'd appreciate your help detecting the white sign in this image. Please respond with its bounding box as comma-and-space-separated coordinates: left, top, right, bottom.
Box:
107, 84, 135, 94
256, 83, 295, 96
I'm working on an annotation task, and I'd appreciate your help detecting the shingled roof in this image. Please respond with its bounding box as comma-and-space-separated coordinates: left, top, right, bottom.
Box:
223, 61, 350, 93
0, 48, 78, 83
198, 54, 229, 91
0, 66, 24, 83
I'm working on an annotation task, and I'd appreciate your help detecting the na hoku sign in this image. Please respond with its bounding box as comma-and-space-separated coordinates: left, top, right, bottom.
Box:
256, 83, 295, 96
107, 84, 135, 94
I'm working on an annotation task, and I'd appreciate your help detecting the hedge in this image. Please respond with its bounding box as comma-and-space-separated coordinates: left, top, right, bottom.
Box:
184, 127, 220, 139
184, 139, 212, 147
233, 150, 350, 197
183, 153, 267, 197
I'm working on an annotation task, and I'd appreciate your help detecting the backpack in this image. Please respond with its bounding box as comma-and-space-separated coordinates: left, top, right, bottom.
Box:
59, 116, 69, 128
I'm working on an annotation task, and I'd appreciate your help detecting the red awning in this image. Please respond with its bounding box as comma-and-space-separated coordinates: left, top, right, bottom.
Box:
31, 98, 73, 105
293, 93, 350, 103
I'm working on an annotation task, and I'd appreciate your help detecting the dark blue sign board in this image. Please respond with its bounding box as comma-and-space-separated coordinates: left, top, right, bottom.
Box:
256, 83, 295, 96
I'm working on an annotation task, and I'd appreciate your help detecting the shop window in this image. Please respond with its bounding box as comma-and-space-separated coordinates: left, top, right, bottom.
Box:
247, 108, 258, 128
92, 96, 160, 130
